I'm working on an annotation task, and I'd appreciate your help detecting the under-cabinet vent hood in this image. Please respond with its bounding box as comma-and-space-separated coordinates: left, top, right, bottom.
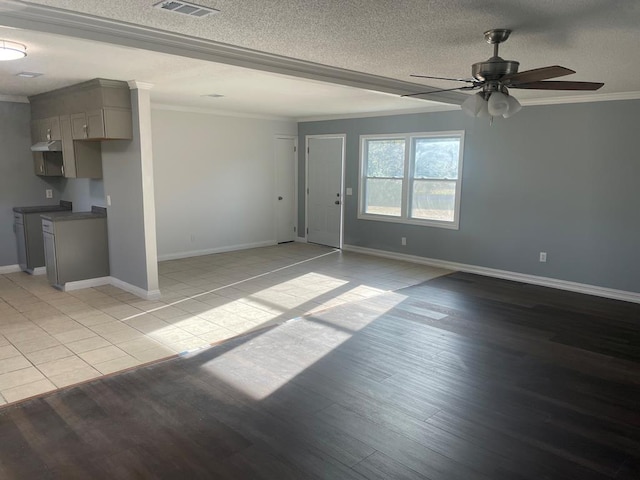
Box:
31, 140, 62, 152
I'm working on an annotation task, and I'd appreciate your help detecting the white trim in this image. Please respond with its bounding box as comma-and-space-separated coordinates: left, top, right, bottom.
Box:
358, 131, 464, 230
128, 80, 154, 90
63, 276, 161, 300
157, 240, 277, 262
63, 276, 111, 291
109, 277, 161, 300
343, 244, 640, 304
305, 134, 346, 248
520, 91, 640, 107
0, 264, 21, 274
0, 94, 29, 103
298, 104, 459, 122
294, 236, 308, 243
151, 103, 293, 122
297, 92, 640, 123
32, 266, 46, 276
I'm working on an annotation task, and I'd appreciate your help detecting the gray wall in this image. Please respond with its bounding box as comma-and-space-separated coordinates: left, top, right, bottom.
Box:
0, 101, 63, 267
101, 89, 152, 291
298, 100, 640, 294
58, 177, 105, 212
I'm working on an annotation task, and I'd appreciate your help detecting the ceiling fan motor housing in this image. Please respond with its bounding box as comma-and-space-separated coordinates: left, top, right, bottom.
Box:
472, 58, 520, 82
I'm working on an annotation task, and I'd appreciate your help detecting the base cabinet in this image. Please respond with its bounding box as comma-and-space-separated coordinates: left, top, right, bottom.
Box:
41, 215, 109, 288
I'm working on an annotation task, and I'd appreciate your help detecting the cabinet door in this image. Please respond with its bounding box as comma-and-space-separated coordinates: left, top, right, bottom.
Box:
33, 153, 46, 176
59, 115, 77, 178
43, 231, 58, 286
71, 113, 88, 139
86, 110, 106, 139
41, 116, 61, 141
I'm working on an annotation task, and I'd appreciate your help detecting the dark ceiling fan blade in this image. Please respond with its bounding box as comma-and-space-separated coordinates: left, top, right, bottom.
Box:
401, 85, 480, 97
510, 80, 605, 91
410, 74, 476, 84
502, 65, 575, 85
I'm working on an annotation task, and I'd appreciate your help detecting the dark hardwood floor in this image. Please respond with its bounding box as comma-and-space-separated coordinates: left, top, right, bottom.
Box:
1, 272, 639, 479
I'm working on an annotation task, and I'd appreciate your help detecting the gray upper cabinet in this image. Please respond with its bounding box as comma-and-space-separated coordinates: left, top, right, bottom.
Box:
31, 118, 64, 177
29, 79, 133, 179
60, 115, 102, 179
70, 108, 132, 140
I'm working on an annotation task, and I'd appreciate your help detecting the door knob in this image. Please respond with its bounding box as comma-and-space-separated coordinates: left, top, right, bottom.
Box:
334, 200, 340, 205
278, 196, 283, 200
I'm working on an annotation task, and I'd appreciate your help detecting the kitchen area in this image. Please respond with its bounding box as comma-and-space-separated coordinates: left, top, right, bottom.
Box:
7, 78, 132, 291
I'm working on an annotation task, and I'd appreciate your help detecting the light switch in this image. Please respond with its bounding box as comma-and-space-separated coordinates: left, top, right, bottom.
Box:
346, 187, 353, 196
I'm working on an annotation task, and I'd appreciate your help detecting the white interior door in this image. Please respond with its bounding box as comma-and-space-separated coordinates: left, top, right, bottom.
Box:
307, 135, 344, 248
275, 136, 296, 243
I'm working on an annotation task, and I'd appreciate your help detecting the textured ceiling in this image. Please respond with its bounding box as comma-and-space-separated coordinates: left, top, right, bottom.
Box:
0, 26, 436, 118
1, 0, 639, 116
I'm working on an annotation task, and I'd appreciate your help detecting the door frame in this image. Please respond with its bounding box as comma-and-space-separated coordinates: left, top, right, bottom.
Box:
304, 133, 346, 248
274, 135, 298, 243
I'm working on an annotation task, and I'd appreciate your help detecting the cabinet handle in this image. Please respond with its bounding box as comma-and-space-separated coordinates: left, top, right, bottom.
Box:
83, 124, 88, 138
61, 165, 64, 176
46, 129, 51, 141
40, 165, 44, 173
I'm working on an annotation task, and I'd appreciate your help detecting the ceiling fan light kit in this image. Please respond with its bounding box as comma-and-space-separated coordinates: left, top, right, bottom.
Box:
406, 29, 604, 122
0, 39, 26, 61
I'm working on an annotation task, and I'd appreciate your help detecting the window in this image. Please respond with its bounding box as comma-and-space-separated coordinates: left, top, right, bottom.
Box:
359, 131, 464, 229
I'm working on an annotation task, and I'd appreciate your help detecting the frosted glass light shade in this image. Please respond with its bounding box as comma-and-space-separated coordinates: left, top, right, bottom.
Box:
0, 40, 26, 61
461, 93, 486, 117
488, 91, 509, 116
503, 95, 522, 118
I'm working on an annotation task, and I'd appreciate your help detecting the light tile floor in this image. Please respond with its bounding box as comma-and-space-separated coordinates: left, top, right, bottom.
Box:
0, 243, 450, 406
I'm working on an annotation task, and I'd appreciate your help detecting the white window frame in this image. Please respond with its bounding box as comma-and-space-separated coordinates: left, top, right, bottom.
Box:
358, 131, 465, 230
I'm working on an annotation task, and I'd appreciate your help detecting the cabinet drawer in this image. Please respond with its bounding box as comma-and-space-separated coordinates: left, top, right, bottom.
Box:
41, 220, 54, 234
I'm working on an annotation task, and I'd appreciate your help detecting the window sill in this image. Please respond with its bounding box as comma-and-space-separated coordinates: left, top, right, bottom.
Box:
357, 213, 460, 230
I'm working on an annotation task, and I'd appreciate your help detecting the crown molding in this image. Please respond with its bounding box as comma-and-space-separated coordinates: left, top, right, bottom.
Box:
128, 81, 154, 90
0, 94, 29, 103
298, 104, 459, 122
0, 1, 466, 106
519, 91, 640, 106
151, 103, 295, 122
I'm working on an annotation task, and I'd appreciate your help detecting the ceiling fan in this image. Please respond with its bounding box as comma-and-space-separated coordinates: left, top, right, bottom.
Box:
405, 29, 604, 120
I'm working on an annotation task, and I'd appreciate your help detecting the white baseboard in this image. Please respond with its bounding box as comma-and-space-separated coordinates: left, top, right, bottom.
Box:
33, 267, 47, 276
63, 276, 160, 300
158, 240, 277, 261
109, 277, 161, 300
64, 276, 111, 291
294, 236, 308, 244
343, 244, 640, 304
0, 265, 21, 274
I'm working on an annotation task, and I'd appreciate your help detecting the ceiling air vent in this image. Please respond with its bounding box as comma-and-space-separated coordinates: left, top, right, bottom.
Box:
153, 1, 219, 18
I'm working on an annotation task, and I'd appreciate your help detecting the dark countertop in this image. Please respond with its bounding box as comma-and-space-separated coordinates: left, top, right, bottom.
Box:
41, 206, 107, 222
13, 200, 72, 214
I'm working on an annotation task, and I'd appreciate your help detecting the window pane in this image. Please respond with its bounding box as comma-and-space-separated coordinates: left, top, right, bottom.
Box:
366, 139, 405, 178
365, 178, 403, 216
413, 138, 460, 179
411, 180, 456, 222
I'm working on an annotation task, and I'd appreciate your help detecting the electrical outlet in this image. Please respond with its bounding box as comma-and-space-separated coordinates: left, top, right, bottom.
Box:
401, 237, 407, 246
45, 189, 53, 199
539, 252, 547, 263
106, 195, 112, 206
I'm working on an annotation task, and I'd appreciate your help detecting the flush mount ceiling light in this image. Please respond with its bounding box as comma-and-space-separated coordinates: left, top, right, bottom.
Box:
153, 1, 219, 17
0, 39, 26, 61
16, 71, 43, 78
